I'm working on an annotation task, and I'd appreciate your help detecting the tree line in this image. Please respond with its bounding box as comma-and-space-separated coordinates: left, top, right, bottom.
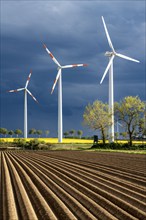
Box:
0, 128, 84, 139
0, 128, 50, 138
63, 130, 83, 139
83, 96, 145, 146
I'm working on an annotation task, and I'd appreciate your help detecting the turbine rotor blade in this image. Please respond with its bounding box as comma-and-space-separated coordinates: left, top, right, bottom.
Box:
100, 55, 115, 84
25, 70, 32, 88
43, 43, 61, 67
7, 88, 24, 93
62, 64, 88, 69
27, 89, 38, 103
118, 122, 123, 127
51, 69, 61, 94
102, 16, 115, 52
116, 53, 140, 63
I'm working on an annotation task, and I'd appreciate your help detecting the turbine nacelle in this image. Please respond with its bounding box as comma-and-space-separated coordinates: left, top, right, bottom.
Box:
105, 51, 114, 57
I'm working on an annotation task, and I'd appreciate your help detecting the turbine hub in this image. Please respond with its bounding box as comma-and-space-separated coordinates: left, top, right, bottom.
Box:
57, 66, 62, 71
105, 51, 113, 57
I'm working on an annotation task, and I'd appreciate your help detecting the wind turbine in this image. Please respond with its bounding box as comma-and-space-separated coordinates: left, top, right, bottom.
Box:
43, 43, 88, 143
7, 71, 38, 138
115, 120, 123, 139
100, 16, 140, 143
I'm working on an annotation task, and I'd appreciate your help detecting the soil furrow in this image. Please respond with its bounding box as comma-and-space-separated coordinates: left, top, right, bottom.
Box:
11, 152, 117, 220
36, 151, 146, 174
8, 153, 79, 220
7, 153, 59, 220
26, 152, 146, 202
1, 153, 18, 220
12, 152, 143, 220
4, 153, 38, 220
41, 153, 146, 185
22, 152, 146, 195
1, 151, 146, 220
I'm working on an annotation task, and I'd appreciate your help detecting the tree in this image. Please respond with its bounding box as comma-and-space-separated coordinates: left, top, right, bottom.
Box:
45, 130, 50, 137
83, 100, 111, 144
36, 130, 42, 138
114, 132, 119, 141
63, 132, 69, 138
77, 130, 83, 139
138, 118, 144, 135
14, 129, 23, 138
121, 132, 128, 139
0, 128, 8, 137
29, 128, 36, 137
115, 96, 145, 146
69, 130, 75, 138
143, 129, 146, 136
8, 130, 14, 138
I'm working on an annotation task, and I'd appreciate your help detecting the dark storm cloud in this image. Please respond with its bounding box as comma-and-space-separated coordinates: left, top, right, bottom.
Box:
1, 1, 145, 136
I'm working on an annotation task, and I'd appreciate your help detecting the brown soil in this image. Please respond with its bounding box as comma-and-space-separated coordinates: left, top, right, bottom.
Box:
0, 150, 146, 220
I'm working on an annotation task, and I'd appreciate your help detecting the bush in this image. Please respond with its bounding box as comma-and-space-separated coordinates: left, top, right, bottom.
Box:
12, 138, 39, 149
91, 142, 146, 150
26, 139, 52, 150
0, 139, 5, 144
12, 138, 53, 150
28, 139, 40, 150
13, 138, 27, 148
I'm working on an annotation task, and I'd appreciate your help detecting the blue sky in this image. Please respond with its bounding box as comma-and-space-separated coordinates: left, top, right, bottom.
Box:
0, 1, 145, 137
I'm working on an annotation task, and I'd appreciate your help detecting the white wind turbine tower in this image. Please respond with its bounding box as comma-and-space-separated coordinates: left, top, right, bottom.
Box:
100, 16, 140, 143
43, 43, 88, 143
8, 71, 38, 138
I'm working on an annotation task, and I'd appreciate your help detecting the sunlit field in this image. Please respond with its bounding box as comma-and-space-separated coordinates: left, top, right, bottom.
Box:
1, 151, 146, 219
0, 138, 93, 144
0, 138, 146, 145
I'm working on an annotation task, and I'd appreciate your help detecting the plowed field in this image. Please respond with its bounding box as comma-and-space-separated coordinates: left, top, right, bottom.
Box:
0, 151, 146, 220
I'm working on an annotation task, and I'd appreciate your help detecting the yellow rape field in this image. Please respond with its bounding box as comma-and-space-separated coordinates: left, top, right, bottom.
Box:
0, 138, 145, 145
0, 138, 93, 144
